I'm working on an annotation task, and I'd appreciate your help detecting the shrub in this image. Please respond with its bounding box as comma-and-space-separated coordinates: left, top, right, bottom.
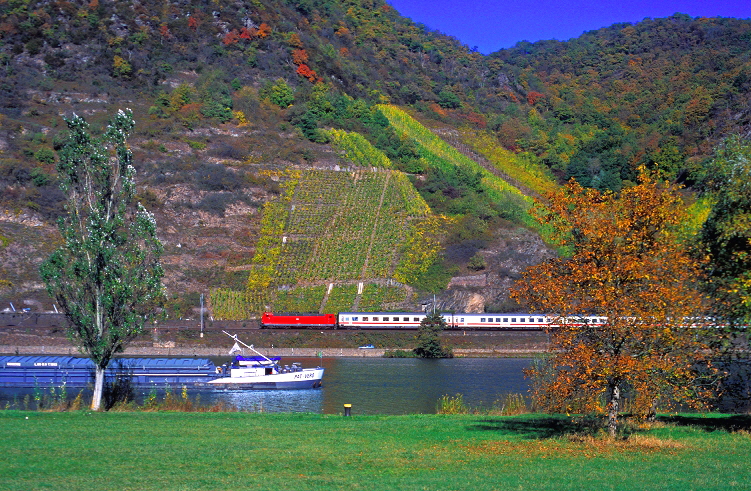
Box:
194, 163, 243, 191
437, 394, 469, 414
34, 147, 55, 165
197, 193, 236, 216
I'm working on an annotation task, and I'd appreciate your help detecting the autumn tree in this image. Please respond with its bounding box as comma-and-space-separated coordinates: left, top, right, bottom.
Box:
40, 110, 164, 411
512, 169, 719, 437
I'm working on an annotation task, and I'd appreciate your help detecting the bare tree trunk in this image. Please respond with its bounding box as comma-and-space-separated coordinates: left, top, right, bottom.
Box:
607, 384, 620, 439
91, 366, 104, 411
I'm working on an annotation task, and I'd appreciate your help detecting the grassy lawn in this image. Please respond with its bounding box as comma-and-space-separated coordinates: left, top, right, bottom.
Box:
1, 411, 750, 490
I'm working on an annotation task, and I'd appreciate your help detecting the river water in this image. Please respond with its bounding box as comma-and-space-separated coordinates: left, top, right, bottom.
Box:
0, 357, 533, 414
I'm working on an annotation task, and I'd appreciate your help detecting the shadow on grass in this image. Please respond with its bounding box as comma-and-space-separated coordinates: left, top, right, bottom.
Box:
467, 415, 590, 439
468, 413, 751, 439
658, 414, 751, 433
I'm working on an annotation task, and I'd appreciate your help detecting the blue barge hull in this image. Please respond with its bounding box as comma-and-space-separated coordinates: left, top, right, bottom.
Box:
0, 355, 220, 388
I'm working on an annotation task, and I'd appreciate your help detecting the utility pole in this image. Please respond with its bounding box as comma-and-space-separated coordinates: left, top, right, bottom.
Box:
200, 293, 204, 338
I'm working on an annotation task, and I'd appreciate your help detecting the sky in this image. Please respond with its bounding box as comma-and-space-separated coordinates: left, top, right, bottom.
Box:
386, 0, 751, 54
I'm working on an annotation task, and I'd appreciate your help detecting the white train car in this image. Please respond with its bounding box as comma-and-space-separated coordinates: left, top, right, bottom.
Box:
446, 313, 550, 330
337, 312, 609, 330
338, 312, 428, 329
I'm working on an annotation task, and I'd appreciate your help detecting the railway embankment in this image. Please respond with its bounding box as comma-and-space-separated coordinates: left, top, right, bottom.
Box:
0, 345, 544, 357
0, 323, 550, 357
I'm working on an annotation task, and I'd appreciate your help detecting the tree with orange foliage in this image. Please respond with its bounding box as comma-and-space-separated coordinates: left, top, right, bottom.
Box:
222, 29, 240, 46
257, 23, 271, 38
512, 169, 720, 438
292, 48, 309, 65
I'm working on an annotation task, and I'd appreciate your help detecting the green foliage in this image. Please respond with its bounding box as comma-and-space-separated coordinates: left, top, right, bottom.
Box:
34, 147, 55, 165
699, 135, 751, 322
325, 128, 391, 168
413, 312, 452, 358
437, 90, 461, 109
264, 78, 295, 108
39, 110, 164, 410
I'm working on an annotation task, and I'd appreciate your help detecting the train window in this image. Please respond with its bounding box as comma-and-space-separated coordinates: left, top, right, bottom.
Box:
460, 318, 464, 322
403, 317, 409, 321
373, 317, 379, 321
481, 318, 486, 322
511, 318, 516, 322
352, 317, 358, 321
413, 317, 420, 322
538, 318, 543, 323
363, 317, 369, 321
343, 316, 349, 321
503, 318, 508, 323
495, 318, 500, 322
520, 318, 525, 323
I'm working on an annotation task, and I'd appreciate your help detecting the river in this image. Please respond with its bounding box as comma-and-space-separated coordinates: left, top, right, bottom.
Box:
0, 357, 533, 414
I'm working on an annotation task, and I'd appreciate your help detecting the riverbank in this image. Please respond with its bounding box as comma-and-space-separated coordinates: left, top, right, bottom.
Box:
0, 326, 549, 357
2, 411, 749, 490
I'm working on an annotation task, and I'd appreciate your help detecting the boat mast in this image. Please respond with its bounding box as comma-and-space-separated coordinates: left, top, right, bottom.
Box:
222, 331, 276, 365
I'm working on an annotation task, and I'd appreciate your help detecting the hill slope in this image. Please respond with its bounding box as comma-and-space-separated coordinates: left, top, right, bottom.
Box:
1, 1, 749, 317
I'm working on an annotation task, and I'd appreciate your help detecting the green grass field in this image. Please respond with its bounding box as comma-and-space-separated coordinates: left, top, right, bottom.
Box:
2, 411, 750, 490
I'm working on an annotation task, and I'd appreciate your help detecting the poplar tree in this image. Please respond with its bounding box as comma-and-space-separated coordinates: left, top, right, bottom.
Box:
40, 110, 164, 411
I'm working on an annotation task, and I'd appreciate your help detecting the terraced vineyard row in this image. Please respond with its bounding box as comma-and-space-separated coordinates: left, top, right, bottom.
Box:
377, 104, 539, 230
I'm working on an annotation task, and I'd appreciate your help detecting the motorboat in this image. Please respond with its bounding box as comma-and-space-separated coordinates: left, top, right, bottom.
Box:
207, 332, 324, 389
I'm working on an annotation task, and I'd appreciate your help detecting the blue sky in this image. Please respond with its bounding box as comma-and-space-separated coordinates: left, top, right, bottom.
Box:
386, 0, 751, 53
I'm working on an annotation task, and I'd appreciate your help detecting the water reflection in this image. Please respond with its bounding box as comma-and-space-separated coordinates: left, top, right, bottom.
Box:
320, 357, 532, 415
214, 389, 324, 413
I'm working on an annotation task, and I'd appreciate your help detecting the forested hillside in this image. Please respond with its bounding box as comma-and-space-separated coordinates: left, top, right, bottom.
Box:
0, 1, 749, 318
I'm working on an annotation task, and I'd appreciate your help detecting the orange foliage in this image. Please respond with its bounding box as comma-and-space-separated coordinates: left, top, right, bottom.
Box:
288, 32, 303, 48
339, 47, 349, 57
222, 29, 240, 46
188, 16, 199, 30
428, 102, 447, 117
257, 23, 271, 38
292, 48, 309, 65
512, 169, 719, 437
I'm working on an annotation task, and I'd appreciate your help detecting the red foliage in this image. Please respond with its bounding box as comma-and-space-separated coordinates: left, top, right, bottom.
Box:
239, 27, 253, 40
188, 16, 199, 31
159, 23, 171, 39
296, 63, 317, 83
223, 29, 240, 46
463, 111, 487, 128
526, 91, 545, 105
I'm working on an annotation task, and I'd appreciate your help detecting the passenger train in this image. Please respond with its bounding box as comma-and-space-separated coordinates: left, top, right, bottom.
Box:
260, 312, 609, 330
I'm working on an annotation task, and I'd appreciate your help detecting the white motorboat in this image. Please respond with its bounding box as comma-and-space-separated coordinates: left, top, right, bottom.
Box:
208, 332, 324, 389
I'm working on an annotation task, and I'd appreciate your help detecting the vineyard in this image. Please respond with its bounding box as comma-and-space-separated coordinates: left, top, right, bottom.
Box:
211, 165, 442, 319
377, 105, 540, 230
210, 108, 553, 320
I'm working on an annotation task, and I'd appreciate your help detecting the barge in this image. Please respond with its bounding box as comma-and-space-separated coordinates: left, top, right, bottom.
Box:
0, 333, 324, 390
